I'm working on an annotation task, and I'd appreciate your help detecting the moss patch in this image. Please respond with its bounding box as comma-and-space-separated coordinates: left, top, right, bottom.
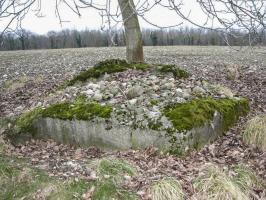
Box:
150, 99, 159, 106
67, 59, 189, 86
42, 101, 112, 121
131, 62, 151, 70
157, 64, 189, 79
67, 59, 129, 86
15, 107, 43, 134
163, 97, 249, 132
14, 98, 112, 135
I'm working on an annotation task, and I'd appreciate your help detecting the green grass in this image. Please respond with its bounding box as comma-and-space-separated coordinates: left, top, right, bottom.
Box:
88, 158, 138, 200
0, 156, 52, 200
243, 115, 266, 151
93, 180, 137, 200
89, 158, 136, 183
50, 179, 91, 200
150, 177, 184, 200
0, 155, 138, 200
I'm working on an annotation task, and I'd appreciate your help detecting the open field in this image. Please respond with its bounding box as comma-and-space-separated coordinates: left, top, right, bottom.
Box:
0, 46, 266, 199
1, 46, 266, 117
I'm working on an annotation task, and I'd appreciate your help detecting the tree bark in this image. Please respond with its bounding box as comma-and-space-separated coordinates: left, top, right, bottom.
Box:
118, 0, 144, 63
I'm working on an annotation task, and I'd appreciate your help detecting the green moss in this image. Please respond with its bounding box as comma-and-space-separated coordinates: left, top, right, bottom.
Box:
130, 62, 151, 70
42, 101, 112, 121
157, 64, 189, 79
67, 59, 129, 86
67, 60, 189, 86
163, 97, 249, 132
14, 98, 112, 135
15, 107, 43, 134
148, 120, 162, 131
150, 99, 159, 106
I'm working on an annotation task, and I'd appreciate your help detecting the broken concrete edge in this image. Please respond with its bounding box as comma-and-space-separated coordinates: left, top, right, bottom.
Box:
66, 59, 189, 86
2, 97, 249, 155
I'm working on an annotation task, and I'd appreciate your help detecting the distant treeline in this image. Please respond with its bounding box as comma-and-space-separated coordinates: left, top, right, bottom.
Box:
1, 27, 266, 50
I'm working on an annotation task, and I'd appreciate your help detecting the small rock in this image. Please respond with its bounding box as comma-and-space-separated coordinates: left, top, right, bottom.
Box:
193, 86, 206, 94
152, 85, 160, 91
93, 93, 103, 101
82, 89, 94, 97
162, 82, 175, 90
87, 83, 100, 90
175, 88, 183, 97
128, 99, 137, 105
126, 86, 144, 99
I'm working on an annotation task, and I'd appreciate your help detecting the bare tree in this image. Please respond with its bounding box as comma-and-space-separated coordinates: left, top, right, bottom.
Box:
0, 0, 266, 61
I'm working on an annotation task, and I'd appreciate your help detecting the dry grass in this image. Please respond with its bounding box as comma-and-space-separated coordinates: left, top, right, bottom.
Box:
90, 158, 136, 179
193, 163, 263, 200
0, 136, 7, 154
150, 177, 184, 200
2, 75, 28, 92
226, 64, 240, 80
243, 115, 266, 151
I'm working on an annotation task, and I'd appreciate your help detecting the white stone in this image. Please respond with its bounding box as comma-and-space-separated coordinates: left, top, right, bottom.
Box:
93, 93, 103, 101
87, 83, 100, 90
175, 88, 183, 97
128, 99, 137, 105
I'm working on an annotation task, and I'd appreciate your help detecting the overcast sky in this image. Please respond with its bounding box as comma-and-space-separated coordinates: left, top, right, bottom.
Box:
0, 0, 218, 34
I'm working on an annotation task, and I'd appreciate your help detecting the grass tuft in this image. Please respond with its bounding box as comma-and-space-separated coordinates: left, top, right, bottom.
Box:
193, 163, 264, 200
89, 158, 137, 200
90, 158, 136, 182
243, 115, 266, 151
232, 164, 262, 193
150, 177, 184, 200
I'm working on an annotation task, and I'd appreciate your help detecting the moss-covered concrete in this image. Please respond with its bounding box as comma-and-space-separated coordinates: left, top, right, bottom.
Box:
163, 97, 249, 132
13, 97, 112, 136
42, 101, 112, 120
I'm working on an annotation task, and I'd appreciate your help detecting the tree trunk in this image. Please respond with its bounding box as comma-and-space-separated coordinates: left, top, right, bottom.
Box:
118, 0, 144, 63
